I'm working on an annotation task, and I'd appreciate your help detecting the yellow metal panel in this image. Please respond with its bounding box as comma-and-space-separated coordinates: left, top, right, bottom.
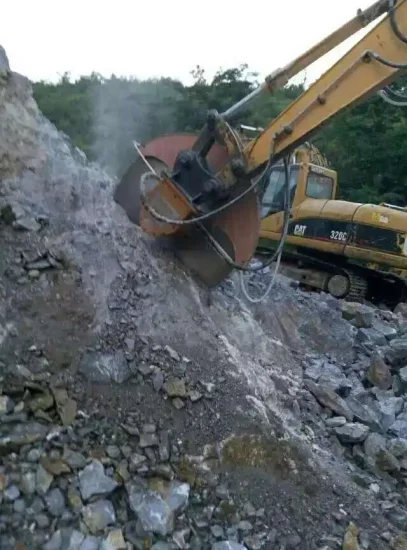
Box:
352, 204, 407, 232
320, 200, 361, 221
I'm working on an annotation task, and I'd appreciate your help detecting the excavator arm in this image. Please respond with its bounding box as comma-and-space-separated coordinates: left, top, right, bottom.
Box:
220, 0, 407, 180
114, 0, 407, 288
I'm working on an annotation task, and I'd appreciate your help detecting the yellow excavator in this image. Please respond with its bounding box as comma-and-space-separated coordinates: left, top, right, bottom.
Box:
114, 0, 407, 307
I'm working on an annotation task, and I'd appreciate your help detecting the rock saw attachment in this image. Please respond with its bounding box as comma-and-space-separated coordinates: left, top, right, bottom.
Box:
114, 123, 261, 287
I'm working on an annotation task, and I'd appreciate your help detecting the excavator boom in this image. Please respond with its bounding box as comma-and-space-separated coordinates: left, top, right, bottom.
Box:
114, 0, 407, 288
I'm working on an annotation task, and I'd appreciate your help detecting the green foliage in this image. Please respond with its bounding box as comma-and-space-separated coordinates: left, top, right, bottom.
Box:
32, 67, 407, 204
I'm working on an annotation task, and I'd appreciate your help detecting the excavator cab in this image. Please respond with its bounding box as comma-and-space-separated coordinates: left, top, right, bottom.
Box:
259, 157, 338, 220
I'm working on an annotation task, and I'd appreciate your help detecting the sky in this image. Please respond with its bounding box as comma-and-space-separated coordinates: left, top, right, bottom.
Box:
3, 0, 381, 87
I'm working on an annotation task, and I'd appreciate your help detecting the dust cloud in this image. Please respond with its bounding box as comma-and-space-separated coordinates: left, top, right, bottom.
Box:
90, 76, 183, 178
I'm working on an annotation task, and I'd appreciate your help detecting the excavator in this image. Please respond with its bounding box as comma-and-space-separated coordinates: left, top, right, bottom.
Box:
114, 0, 407, 307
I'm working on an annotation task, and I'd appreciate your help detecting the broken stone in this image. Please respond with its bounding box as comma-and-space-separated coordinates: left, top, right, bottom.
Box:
189, 390, 203, 402
79, 351, 132, 384
212, 542, 248, 550
52, 387, 77, 425
12, 216, 41, 231
173, 397, 185, 409
36, 463, 54, 495
164, 377, 187, 398
63, 448, 86, 470
304, 380, 353, 421
0, 396, 14, 415
40, 455, 71, 475
385, 339, 407, 366
100, 529, 126, 549
367, 354, 392, 390
82, 499, 116, 534
139, 433, 159, 448
376, 449, 400, 472
341, 302, 373, 328
345, 396, 382, 432
4, 484, 20, 501
356, 327, 387, 347
165, 345, 180, 361
388, 438, 407, 458
80, 536, 102, 550
334, 423, 370, 444
343, 522, 360, 550
79, 459, 119, 501
45, 487, 66, 516
0, 421, 48, 455
325, 416, 347, 428
126, 478, 190, 536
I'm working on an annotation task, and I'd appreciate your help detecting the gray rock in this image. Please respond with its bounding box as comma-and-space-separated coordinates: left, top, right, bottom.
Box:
390, 413, 407, 438
63, 449, 86, 470
0, 422, 48, 454
325, 416, 347, 428
66, 530, 86, 550
374, 321, 398, 341
356, 328, 387, 347
126, 478, 190, 536
45, 488, 66, 516
304, 380, 353, 421
4, 485, 20, 501
363, 432, 387, 465
374, 396, 404, 431
100, 529, 126, 549
345, 396, 382, 432
367, 355, 392, 390
80, 536, 102, 550
334, 423, 370, 443
0, 45, 10, 73
317, 362, 352, 394
79, 460, 118, 501
21, 471, 36, 495
13, 498, 26, 513
106, 445, 121, 459
163, 377, 187, 398
211, 525, 225, 538
36, 514, 50, 528
0, 396, 14, 415
44, 530, 62, 550
82, 499, 116, 534
165, 345, 180, 361
341, 302, 374, 328
36, 463, 54, 495
399, 366, 407, 387
79, 351, 131, 384
13, 216, 41, 231
213, 542, 247, 550
139, 433, 159, 448
388, 438, 407, 458
385, 339, 407, 365
376, 449, 400, 472
395, 303, 407, 319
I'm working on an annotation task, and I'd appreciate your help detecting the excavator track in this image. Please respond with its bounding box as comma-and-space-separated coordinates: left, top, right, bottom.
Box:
346, 271, 369, 303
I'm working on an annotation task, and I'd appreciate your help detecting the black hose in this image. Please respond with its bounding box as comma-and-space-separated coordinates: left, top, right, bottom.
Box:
389, 0, 407, 44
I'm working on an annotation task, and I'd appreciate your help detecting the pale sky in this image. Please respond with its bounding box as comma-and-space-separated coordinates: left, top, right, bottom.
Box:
3, 0, 380, 86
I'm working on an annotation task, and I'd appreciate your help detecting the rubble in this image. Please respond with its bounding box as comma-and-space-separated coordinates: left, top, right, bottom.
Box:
2, 45, 407, 549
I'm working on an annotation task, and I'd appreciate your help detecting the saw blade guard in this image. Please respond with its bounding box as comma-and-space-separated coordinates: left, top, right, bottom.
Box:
113, 133, 260, 287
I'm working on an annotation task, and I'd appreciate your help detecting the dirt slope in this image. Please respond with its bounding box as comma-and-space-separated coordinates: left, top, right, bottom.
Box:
1, 49, 407, 550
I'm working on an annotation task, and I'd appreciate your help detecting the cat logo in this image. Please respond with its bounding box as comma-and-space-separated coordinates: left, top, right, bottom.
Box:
372, 212, 389, 224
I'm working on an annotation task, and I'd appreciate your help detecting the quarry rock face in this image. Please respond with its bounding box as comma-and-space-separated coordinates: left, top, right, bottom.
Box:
1, 45, 407, 549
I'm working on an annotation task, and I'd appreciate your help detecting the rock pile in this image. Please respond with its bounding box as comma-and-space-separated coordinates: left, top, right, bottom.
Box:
2, 46, 407, 549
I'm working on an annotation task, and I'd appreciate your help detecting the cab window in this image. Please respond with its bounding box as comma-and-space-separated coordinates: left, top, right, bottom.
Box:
260, 166, 299, 218
306, 171, 334, 200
